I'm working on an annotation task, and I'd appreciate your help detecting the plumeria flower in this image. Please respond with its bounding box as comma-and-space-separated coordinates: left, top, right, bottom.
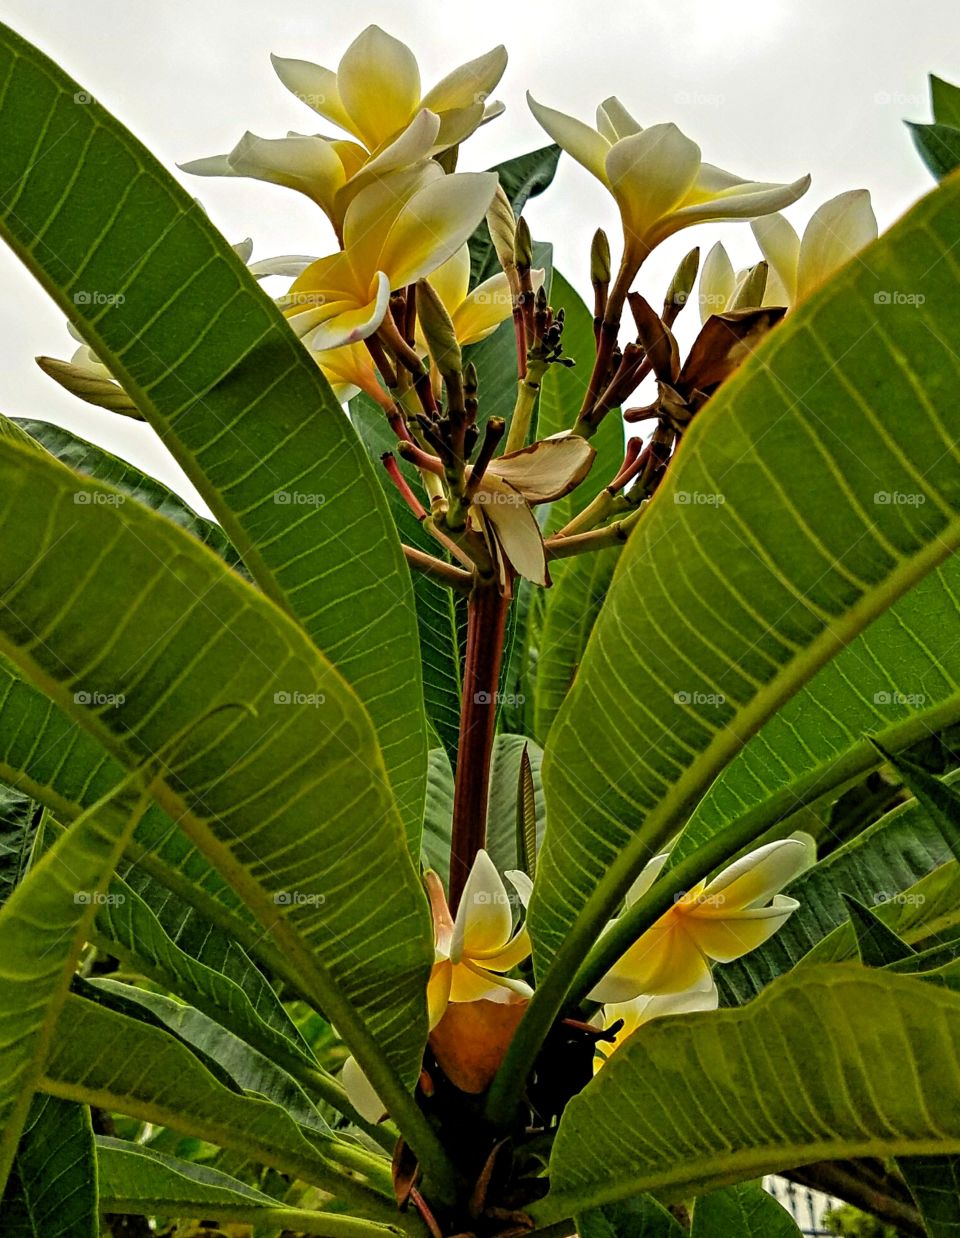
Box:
590, 837, 813, 1004
310, 340, 392, 408
419, 244, 544, 352
281, 165, 498, 351
752, 189, 878, 307
272, 26, 507, 156
596, 973, 719, 1069
468, 432, 596, 588
180, 111, 442, 235
425, 850, 533, 1025
527, 94, 810, 273
697, 241, 770, 323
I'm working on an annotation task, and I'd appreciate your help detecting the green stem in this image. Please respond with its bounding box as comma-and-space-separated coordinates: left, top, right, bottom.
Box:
545, 507, 645, 561
553, 489, 615, 538
325, 1139, 396, 1194
102, 1201, 421, 1238
505, 357, 547, 453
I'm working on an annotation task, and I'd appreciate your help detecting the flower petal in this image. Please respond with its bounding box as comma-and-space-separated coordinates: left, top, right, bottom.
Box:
427, 959, 453, 1028
526, 93, 610, 181
687, 895, 799, 962
360, 108, 442, 179
699, 837, 811, 910
422, 46, 508, 114
270, 53, 353, 134
183, 132, 347, 214
589, 912, 711, 1003
505, 869, 533, 908
342, 1056, 386, 1124
424, 244, 472, 315
338, 26, 421, 151
698, 241, 736, 324
605, 124, 701, 251
624, 851, 670, 906
596, 96, 643, 142
451, 848, 512, 959
425, 868, 454, 957
752, 212, 801, 305
342, 164, 444, 270
376, 172, 499, 288
248, 253, 318, 279
796, 189, 878, 303
478, 926, 531, 971
451, 270, 525, 346
485, 431, 596, 504
474, 478, 549, 586
669, 174, 811, 233
299, 273, 392, 352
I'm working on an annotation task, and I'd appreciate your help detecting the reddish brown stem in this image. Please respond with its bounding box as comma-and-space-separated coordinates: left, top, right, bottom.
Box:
448, 580, 511, 912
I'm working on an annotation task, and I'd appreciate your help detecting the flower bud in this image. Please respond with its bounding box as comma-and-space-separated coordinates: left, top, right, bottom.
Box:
515, 216, 533, 274
416, 279, 462, 379
591, 228, 611, 287
662, 246, 700, 326
486, 185, 517, 279
728, 260, 768, 312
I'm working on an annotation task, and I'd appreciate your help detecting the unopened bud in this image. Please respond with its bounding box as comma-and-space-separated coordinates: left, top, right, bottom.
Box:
591, 228, 611, 287
728, 260, 768, 312
515, 216, 533, 273
486, 185, 517, 282
662, 247, 700, 326
464, 361, 479, 398
416, 280, 461, 379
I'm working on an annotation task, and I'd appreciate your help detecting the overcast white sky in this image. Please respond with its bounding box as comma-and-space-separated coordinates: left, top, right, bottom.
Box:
0, 0, 955, 510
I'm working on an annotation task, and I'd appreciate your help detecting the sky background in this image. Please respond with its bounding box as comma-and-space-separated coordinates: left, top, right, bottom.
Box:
0, 0, 955, 511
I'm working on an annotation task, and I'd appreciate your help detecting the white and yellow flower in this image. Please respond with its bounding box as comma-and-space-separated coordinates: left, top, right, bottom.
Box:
596, 973, 719, 1068
419, 244, 543, 351
527, 94, 810, 270
696, 241, 771, 323
752, 189, 878, 306
272, 26, 507, 156
281, 166, 498, 351
590, 837, 813, 1004
180, 110, 442, 234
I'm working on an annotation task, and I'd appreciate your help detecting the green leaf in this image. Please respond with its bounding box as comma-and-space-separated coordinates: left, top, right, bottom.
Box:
691, 1183, 802, 1238
44, 995, 347, 1193
670, 556, 960, 873
0, 22, 426, 842
532, 967, 960, 1219
907, 121, 960, 179
932, 74, 960, 129
421, 747, 456, 884
469, 144, 561, 286
0, 1096, 97, 1238
531, 172, 960, 976
716, 774, 960, 1004
842, 893, 916, 966
517, 743, 539, 878
96, 1138, 403, 1238
882, 748, 960, 858
15, 417, 244, 572
0, 436, 433, 1094
578, 1195, 685, 1238
0, 769, 150, 1188
0, 783, 38, 910
352, 395, 462, 762
898, 1154, 960, 1238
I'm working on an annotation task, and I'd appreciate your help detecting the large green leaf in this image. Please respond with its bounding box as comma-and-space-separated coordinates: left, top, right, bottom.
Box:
0, 1096, 97, 1238
0, 768, 149, 1187
578, 1196, 685, 1238
95, 1138, 404, 1238
530, 173, 960, 975
0, 437, 433, 1096
0, 783, 38, 910
690, 1183, 802, 1238
671, 558, 960, 870
0, 21, 426, 841
531, 967, 960, 1219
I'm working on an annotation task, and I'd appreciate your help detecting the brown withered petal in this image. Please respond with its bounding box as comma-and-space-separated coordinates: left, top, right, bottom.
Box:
627, 293, 680, 386
429, 995, 529, 1093
483, 431, 596, 504
678, 306, 786, 396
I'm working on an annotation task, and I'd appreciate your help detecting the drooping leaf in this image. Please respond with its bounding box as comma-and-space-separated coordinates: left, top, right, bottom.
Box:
0, 21, 427, 842
882, 747, 960, 859
0, 437, 433, 1092
532, 967, 960, 1218
517, 743, 539, 878
690, 1182, 802, 1238
842, 893, 916, 967
0, 1096, 97, 1238
898, 1154, 960, 1238
531, 172, 960, 977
